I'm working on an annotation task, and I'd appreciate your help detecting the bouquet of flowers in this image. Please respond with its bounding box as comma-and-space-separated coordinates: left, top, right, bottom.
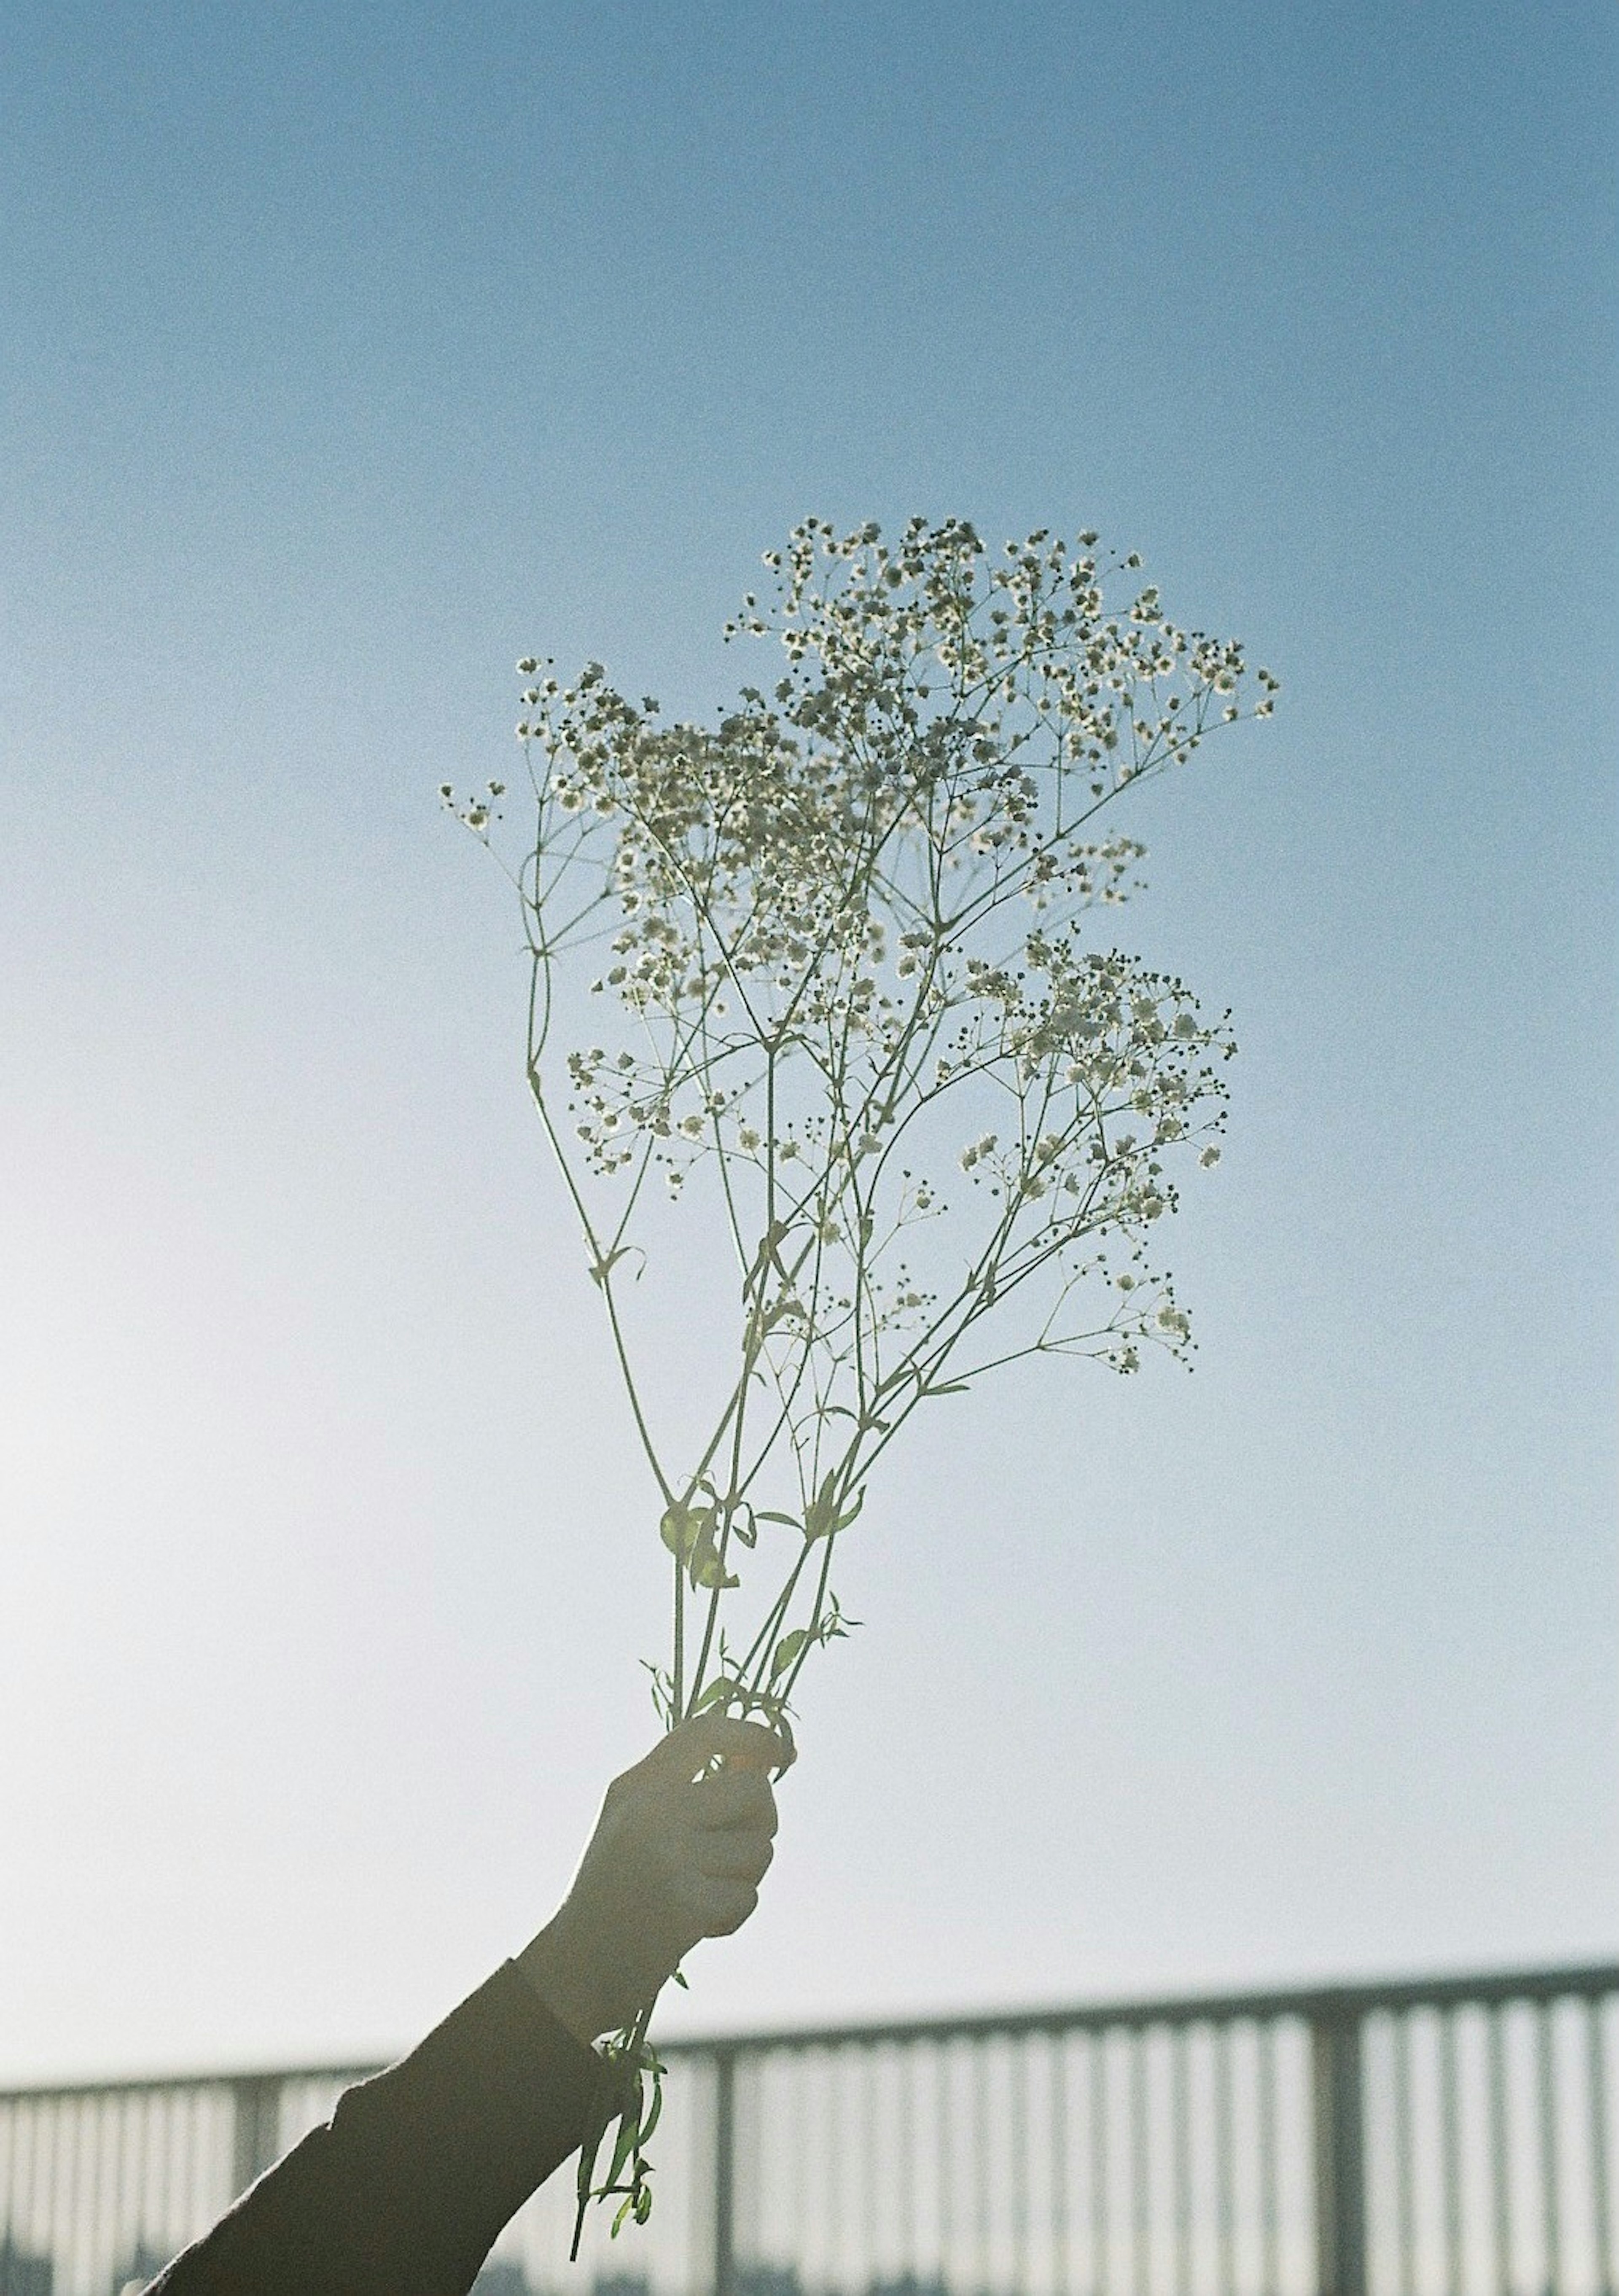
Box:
444, 515, 1277, 2244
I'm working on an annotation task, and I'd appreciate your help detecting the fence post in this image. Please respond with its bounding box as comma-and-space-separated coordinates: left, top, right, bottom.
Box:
1312, 2000, 1367, 2296
231, 2077, 282, 2197
713, 2047, 737, 2296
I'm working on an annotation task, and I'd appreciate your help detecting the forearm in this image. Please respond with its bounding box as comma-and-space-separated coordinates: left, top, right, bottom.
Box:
145, 1961, 600, 2296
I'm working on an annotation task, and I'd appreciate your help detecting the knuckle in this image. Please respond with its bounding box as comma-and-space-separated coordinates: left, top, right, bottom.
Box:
714, 1885, 758, 1935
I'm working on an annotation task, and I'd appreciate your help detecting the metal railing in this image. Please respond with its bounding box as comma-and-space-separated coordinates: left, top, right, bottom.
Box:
1, 1964, 1613, 2296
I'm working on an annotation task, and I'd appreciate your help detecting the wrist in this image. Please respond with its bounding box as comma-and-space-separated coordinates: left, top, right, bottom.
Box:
516, 1912, 616, 2046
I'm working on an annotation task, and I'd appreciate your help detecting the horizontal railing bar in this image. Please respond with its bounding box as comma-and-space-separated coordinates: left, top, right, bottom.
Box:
4, 1960, 1613, 2102
651, 1960, 1619, 2058
0, 2062, 387, 2105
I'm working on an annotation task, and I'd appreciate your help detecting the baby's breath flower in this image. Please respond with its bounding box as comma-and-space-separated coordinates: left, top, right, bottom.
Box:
470, 512, 1272, 2247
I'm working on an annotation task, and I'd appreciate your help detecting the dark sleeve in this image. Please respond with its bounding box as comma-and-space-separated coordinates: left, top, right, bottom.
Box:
145, 1960, 601, 2296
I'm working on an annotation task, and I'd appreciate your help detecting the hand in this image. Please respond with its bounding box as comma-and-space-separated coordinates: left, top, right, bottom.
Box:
517, 1713, 793, 2044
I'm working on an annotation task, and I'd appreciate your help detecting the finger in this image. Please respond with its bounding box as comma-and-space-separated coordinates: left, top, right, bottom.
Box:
694, 1830, 775, 1884
684, 1876, 760, 1937
690, 1768, 778, 1832
646, 1715, 795, 1781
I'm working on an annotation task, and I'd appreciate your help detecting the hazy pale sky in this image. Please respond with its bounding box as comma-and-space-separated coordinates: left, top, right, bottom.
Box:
2, 0, 1615, 2083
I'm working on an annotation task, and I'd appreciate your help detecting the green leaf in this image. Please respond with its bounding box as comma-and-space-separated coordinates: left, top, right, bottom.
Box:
664, 1504, 740, 1586
804, 1470, 841, 1541
607, 2106, 641, 2190
835, 1486, 866, 1532
689, 1538, 740, 1590
660, 1503, 701, 1560
755, 1510, 801, 1529
769, 1628, 808, 1677
691, 1676, 740, 1715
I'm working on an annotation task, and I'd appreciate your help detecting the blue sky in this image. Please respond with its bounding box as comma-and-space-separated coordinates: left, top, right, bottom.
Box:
2, 0, 1614, 2081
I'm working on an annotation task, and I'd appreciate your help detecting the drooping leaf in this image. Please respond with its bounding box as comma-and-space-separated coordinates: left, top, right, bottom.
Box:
607, 2107, 641, 2191
689, 1535, 740, 1589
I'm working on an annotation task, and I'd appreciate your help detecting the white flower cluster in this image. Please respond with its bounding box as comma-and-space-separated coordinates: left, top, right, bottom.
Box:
460, 526, 1272, 1710
466, 514, 1272, 1523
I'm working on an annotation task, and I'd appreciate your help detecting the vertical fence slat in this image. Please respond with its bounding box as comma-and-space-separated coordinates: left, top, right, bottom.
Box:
1132, 2028, 1152, 2296
1216, 2020, 1238, 2296
1441, 2006, 1465, 2296
1541, 2003, 1563, 2296
939, 2038, 954, 2291
1314, 2003, 1367, 2296
1094, 2031, 1113, 2296
898, 2038, 916, 2290
1259, 2018, 1282, 2296
1490, 2003, 1514, 2296
1011, 2031, 1030, 2296
1173, 2025, 1193, 2296
1589, 1999, 1613, 2296
862, 2044, 878, 2290
974, 2037, 992, 2296
713, 2044, 736, 2296
1394, 2009, 1418, 2296
1052, 2030, 1071, 2296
